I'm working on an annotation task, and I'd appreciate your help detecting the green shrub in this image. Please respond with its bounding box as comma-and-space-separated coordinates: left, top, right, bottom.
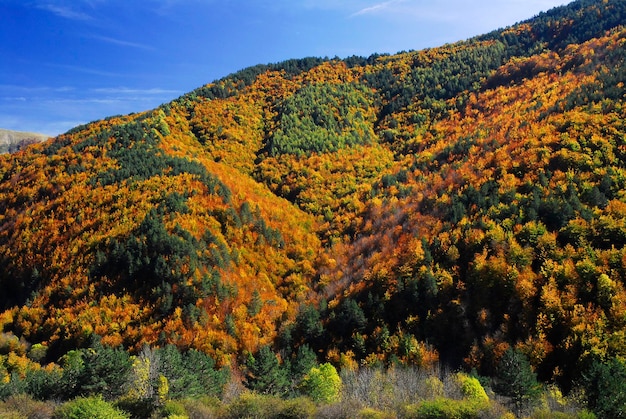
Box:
27, 343, 48, 363
455, 373, 489, 402
0, 410, 22, 419
529, 410, 585, 418
402, 398, 485, 419
575, 410, 597, 419
225, 393, 316, 418
276, 397, 316, 418
180, 396, 222, 418
423, 376, 444, 399
358, 407, 396, 418
300, 363, 342, 404
162, 399, 187, 417
529, 408, 596, 419
115, 395, 156, 418
0, 373, 27, 399
54, 395, 129, 419
0, 393, 55, 418
225, 392, 281, 418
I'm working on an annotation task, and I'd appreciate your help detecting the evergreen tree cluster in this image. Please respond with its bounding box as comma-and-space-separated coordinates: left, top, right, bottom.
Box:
267, 83, 376, 157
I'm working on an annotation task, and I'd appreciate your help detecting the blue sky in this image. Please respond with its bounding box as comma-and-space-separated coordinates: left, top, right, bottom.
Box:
2, 0, 569, 136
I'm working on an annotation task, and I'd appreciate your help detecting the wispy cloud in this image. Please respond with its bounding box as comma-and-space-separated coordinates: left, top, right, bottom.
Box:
350, 0, 405, 17
45, 63, 126, 78
91, 35, 156, 51
146, 0, 212, 16
0, 85, 75, 94
347, 0, 567, 23
91, 87, 180, 95
348, 0, 464, 22
0, 83, 181, 136
1, 87, 179, 106
1, 97, 28, 102
38, 4, 93, 21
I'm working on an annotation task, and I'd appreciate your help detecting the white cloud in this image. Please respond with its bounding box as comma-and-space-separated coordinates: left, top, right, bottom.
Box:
145, 0, 213, 16
350, 0, 405, 17
45, 63, 126, 78
38, 4, 93, 20
91, 35, 156, 51
0, 85, 75, 93
343, 0, 570, 32
91, 87, 180, 95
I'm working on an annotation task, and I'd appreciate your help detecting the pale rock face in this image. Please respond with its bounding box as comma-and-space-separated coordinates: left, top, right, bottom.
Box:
0, 129, 50, 153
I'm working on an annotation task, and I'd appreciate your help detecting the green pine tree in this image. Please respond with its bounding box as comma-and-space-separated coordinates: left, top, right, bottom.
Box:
246, 346, 290, 396
495, 348, 542, 415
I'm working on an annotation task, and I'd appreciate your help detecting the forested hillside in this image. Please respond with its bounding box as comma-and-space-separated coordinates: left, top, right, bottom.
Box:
1, 0, 626, 416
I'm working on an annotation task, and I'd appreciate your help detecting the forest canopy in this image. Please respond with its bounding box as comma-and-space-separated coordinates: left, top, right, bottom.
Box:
1, 0, 626, 417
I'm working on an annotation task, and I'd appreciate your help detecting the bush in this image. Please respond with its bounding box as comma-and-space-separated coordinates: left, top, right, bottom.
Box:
0, 410, 21, 419
575, 411, 597, 419
225, 393, 316, 419
455, 373, 489, 402
0, 393, 55, 418
181, 396, 222, 418
25, 367, 63, 400
28, 343, 48, 363
225, 392, 281, 418
300, 363, 341, 404
53, 395, 129, 419
529, 410, 592, 419
162, 399, 187, 417
115, 395, 156, 419
276, 397, 316, 418
314, 399, 363, 419
423, 376, 445, 400
0, 373, 27, 399
340, 368, 390, 408
402, 398, 485, 419
358, 407, 396, 418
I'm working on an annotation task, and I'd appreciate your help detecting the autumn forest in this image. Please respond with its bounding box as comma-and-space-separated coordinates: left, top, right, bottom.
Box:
1, 0, 626, 417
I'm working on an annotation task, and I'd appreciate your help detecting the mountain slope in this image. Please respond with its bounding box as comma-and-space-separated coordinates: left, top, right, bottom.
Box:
0, 0, 625, 391
316, 28, 626, 384
0, 110, 321, 364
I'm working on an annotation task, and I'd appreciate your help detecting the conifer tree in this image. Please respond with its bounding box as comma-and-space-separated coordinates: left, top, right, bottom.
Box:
495, 348, 541, 415
246, 346, 290, 396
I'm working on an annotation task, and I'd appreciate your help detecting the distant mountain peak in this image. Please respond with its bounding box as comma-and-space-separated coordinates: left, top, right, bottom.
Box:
0, 128, 49, 154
